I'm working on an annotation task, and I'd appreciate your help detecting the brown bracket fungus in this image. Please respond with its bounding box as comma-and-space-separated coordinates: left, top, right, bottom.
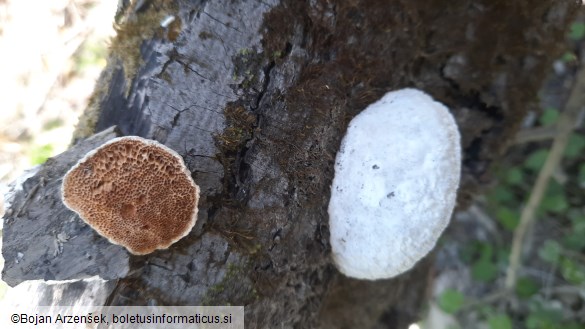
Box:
61, 136, 200, 255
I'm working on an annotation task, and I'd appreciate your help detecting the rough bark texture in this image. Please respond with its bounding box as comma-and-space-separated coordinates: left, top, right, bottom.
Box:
2, 0, 579, 328
2, 127, 129, 286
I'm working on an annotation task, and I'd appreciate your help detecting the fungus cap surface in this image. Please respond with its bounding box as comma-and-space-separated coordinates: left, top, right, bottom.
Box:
61, 136, 200, 255
328, 88, 461, 280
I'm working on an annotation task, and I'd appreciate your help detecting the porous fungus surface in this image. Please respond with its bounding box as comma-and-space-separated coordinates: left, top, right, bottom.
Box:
328, 88, 461, 280
61, 136, 200, 255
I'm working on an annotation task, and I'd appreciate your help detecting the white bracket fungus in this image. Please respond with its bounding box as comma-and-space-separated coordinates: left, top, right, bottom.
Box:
61, 136, 200, 255
328, 88, 461, 280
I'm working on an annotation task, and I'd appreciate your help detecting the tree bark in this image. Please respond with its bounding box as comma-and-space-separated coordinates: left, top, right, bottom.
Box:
2, 0, 578, 328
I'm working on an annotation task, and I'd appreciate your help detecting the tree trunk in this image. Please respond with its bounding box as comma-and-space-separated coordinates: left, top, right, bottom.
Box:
2, 0, 578, 327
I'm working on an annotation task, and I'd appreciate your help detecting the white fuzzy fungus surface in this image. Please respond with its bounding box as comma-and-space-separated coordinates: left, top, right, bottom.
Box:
328, 88, 461, 280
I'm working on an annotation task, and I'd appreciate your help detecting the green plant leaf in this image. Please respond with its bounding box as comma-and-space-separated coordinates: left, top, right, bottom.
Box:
559, 323, 585, 329
496, 247, 510, 265
496, 207, 519, 231
488, 314, 512, 329
527, 300, 564, 329
438, 289, 465, 314
538, 240, 561, 264
539, 181, 568, 214
526, 313, 556, 329
564, 134, 585, 159
524, 149, 549, 171
568, 210, 585, 224
472, 260, 498, 282
563, 232, 585, 251
488, 186, 517, 206
569, 22, 585, 40
560, 258, 585, 285
539, 193, 568, 214
564, 218, 585, 250
572, 220, 585, 234
561, 51, 578, 63
579, 164, 585, 185
479, 243, 494, 261
539, 108, 559, 126
505, 168, 524, 186
29, 144, 54, 165
515, 277, 540, 299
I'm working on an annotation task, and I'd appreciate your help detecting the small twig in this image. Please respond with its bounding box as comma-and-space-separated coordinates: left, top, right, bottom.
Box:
550, 284, 585, 296
459, 290, 511, 311
505, 63, 585, 290
514, 110, 585, 144
469, 204, 498, 235
15, 177, 45, 217
223, 229, 254, 240
514, 126, 558, 144
552, 167, 568, 185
